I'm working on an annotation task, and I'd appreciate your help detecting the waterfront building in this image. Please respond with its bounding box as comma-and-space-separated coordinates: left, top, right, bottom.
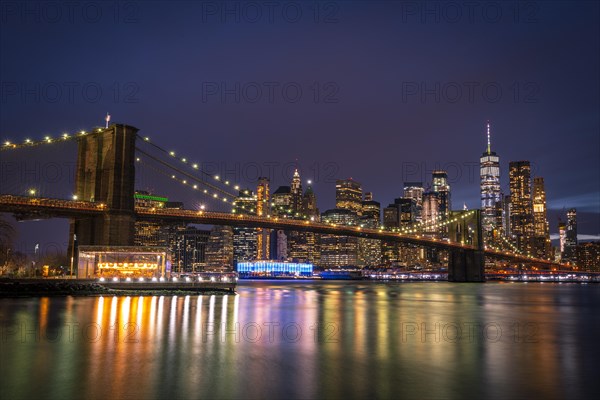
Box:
576, 242, 600, 272
320, 208, 359, 267
205, 225, 234, 271
232, 189, 258, 264
237, 260, 313, 277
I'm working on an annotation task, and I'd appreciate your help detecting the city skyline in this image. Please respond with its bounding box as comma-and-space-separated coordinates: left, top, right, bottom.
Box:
3, 121, 600, 253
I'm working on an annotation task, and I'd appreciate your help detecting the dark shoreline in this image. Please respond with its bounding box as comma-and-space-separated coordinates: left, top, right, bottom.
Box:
0, 279, 235, 297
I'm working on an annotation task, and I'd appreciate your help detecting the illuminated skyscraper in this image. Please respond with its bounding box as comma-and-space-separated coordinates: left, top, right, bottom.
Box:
302, 183, 319, 219
290, 168, 303, 216
233, 189, 258, 264
480, 122, 502, 237
432, 170, 451, 218
383, 197, 419, 266
532, 177, 551, 259
422, 192, 440, 235
274, 230, 288, 261
558, 219, 567, 255
320, 208, 359, 267
134, 191, 169, 246
403, 182, 424, 222
168, 226, 210, 273
503, 194, 512, 237
271, 186, 292, 217
336, 179, 363, 215
563, 208, 578, 263
256, 177, 271, 260
576, 242, 600, 272
288, 181, 321, 264
359, 192, 382, 266
206, 225, 233, 271
509, 161, 534, 254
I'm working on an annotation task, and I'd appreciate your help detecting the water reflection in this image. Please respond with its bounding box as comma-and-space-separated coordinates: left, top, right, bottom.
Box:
1, 282, 599, 399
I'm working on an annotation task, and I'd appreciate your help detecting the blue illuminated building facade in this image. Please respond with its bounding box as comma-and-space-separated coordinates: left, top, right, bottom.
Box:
237, 261, 313, 277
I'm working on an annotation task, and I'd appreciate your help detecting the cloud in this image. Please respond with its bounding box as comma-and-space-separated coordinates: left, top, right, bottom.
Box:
550, 234, 600, 241
548, 192, 600, 213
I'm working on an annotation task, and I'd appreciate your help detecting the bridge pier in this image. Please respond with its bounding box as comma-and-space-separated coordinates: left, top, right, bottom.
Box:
448, 249, 485, 282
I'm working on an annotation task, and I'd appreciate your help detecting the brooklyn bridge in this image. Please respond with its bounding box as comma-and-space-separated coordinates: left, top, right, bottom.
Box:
0, 124, 570, 282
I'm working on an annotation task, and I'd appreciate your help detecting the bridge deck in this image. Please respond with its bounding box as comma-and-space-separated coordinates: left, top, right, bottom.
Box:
0, 194, 567, 268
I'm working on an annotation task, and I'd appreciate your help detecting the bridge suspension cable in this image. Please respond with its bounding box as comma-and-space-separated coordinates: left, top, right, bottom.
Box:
135, 155, 237, 211
1, 128, 103, 151
135, 147, 238, 201
135, 135, 321, 219
135, 134, 243, 194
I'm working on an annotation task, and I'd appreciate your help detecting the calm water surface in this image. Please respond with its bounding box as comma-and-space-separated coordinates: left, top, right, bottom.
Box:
1, 281, 599, 399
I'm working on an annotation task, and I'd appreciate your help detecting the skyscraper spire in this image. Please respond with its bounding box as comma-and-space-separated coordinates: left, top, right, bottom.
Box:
486, 120, 491, 154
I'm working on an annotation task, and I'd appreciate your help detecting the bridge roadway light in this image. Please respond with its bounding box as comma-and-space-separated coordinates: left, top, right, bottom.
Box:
28, 189, 36, 196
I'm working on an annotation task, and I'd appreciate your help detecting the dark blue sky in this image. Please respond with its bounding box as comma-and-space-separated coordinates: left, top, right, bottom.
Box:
1, 1, 598, 255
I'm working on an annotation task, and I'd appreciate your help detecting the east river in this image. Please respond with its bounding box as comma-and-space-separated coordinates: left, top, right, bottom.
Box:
1, 281, 599, 399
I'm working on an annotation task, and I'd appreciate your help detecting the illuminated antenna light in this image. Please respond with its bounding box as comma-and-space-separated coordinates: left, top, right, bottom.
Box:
486, 120, 491, 154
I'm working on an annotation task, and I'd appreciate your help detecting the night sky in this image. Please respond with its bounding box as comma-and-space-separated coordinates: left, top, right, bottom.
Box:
1, 1, 598, 257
